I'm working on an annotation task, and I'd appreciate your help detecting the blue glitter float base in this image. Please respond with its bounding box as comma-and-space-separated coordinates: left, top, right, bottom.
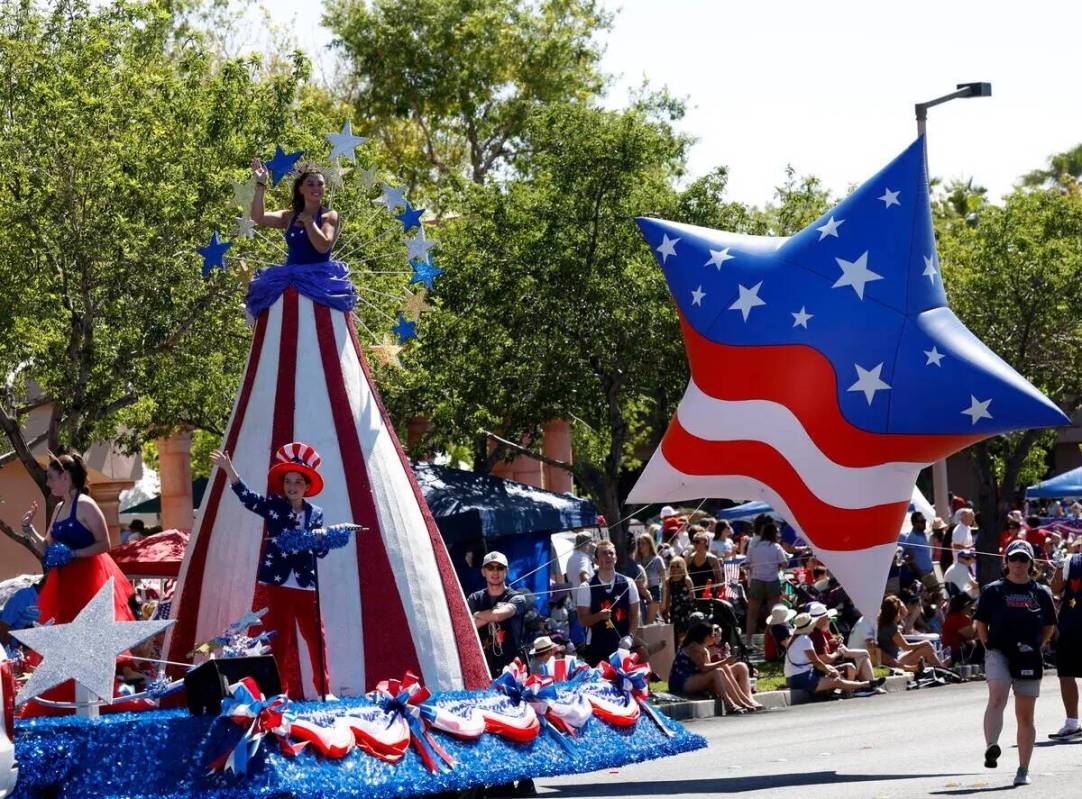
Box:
12, 689, 705, 798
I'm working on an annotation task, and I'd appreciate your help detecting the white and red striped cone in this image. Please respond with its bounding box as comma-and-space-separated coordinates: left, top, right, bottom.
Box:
165, 287, 488, 696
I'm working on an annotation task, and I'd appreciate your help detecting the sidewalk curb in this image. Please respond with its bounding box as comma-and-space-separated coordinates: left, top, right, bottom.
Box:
655, 673, 913, 720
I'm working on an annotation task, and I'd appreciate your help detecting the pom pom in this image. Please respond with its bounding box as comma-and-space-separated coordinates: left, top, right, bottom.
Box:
276, 525, 357, 554
44, 542, 74, 569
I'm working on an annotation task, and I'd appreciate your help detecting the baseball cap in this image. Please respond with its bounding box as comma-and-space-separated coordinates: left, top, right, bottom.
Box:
482, 551, 508, 568
1005, 540, 1035, 561
956, 549, 975, 559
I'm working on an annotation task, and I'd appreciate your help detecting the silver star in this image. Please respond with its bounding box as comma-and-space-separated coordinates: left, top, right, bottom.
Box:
406, 227, 437, 263
375, 183, 407, 212
728, 281, 766, 322
792, 306, 813, 328
357, 166, 380, 188
12, 579, 174, 705
325, 120, 368, 162
962, 395, 993, 424
879, 188, 901, 208
833, 251, 883, 300
656, 234, 679, 263
816, 216, 844, 240
847, 362, 891, 405
705, 247, 734, 269
234, 216, 256, 239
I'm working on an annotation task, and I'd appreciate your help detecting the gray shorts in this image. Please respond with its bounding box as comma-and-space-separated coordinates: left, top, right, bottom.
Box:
748, 578, 782, 602
985, 649, 1041, 697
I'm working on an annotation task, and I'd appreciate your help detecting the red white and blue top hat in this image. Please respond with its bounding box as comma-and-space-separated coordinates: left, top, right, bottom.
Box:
267, 441, 324, 497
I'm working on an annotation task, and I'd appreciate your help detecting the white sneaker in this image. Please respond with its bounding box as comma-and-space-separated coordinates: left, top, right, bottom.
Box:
1048, 723, 1082, 740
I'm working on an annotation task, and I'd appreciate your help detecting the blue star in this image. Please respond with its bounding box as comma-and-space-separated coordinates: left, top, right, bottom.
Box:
266, 145, 304, 186
391, 312, 418, 344
197, 231, 231, 278
409, 259, 445, 290
396, 202, 425, 232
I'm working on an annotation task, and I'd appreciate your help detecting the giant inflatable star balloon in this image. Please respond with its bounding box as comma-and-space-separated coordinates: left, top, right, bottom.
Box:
630, 137, 1068, 619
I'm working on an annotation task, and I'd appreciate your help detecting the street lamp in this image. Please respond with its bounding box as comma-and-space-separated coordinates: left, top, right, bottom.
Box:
916, 82, 992, 522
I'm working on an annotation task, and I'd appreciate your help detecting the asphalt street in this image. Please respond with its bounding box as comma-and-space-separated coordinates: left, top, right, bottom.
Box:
537, 677, 1082, 798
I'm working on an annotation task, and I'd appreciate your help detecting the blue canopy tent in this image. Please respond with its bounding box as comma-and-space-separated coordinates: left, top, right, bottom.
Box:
411, 462, 599, 612
714, 501, 778, 523
1026, 465, 1082, 499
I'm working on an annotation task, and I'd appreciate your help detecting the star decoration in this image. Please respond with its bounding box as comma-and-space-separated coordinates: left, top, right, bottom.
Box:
322, 161, 346, 190
369, 334, 404, 368
409, 259, 445, 290
375, 183, 407, 212
265, 145, 304, 187
879, 188, 901, 208
198, 231, 231, 278
406, 227, 438, 263
233, 216, 256, 239
690, 285, 706, 306
705, 247, 734, 269
402, 289, 432, 322
729, 281, 765, 321
656, 234, 679, 263
962, 395, 993, 424
357, 166, 380, 188
833, 251, 883, 300
325, 120, 368, 162
12, 579, 174, 705
231, 176, 257, 210
922, 254, 938, 284
628, 136, 1068, 628
396, 203, 425, 232
848, 362, 891, 405
816, 216, 845, 240
391, 312, 418, 344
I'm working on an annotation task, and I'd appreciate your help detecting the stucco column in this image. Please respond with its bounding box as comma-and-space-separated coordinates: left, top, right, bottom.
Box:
542, 419, 573, 493
489, 435, 544, 488
158, 430, 194, 532
90, 480, 133, 547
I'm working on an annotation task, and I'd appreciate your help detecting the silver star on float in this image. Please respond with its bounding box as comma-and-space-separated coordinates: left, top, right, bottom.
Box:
406, 227, 437, 263
234, 216, 256, 239
375, 183, 407, 212
357, 166, 380, 188
12, 578, 174, 706
325, 120, 368, 162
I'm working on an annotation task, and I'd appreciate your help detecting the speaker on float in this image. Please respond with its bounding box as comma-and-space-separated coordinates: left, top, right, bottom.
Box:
183, 655, 282, 715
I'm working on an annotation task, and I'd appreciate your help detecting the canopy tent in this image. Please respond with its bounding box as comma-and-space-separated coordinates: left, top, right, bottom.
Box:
110, 530, 190, 579
412, 462, 599, 611
121, 477, 208, 515
714, 501, 782, 523
1026, 465, 1082, 499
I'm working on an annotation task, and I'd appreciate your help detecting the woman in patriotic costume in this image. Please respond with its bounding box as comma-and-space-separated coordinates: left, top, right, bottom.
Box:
165, 159, 488, 697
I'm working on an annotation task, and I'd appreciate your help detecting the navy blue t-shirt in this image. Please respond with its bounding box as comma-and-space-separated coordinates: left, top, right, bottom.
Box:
974, 578, 1055, 652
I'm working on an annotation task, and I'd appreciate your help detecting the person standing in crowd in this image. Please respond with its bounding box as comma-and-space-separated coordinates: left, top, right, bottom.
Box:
975, 540, 1056, 786
468, 551, 527, 678
576, 540, 639, 666
899, 512, 939, 596
564, 532, 596, 650
661, 556, 695, 641
686, 530, 723, 598
1049, 547, 1082, 740
951, 508, 976, 561
743, 520, 788, 650
710, 520, 736, 559
633, 533, 664, 624
944, 550, 980, 599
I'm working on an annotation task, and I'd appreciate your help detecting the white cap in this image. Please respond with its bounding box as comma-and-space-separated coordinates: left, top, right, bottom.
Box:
659, 505, 677, 519
482, 551, 508, 568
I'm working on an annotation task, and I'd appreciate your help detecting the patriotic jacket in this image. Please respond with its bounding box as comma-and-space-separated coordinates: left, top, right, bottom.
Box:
586, 573, 634, 654
232, 479, 327, 588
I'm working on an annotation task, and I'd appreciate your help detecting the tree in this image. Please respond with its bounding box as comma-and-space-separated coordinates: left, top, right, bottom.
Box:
1020, 143, 1082, 194
936, 187, 1082, 582
325, 0, 611, 190
0, 0, 310, 557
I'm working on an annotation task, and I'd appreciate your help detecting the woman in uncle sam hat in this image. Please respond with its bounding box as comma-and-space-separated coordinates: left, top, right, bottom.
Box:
211, 442, 331, 699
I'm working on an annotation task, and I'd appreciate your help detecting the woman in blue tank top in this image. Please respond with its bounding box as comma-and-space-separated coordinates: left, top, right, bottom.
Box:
248, 157, 340, 263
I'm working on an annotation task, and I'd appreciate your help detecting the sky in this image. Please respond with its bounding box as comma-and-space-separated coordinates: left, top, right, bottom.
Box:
259, 0, 1082, 207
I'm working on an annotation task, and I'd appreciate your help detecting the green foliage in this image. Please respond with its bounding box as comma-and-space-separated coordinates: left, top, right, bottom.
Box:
1020, 143, 1082, 193
325, 0, 611, 189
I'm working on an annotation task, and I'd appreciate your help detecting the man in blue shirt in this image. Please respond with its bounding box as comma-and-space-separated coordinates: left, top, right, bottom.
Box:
899, 512, 941, 596
0, 580, 43, 657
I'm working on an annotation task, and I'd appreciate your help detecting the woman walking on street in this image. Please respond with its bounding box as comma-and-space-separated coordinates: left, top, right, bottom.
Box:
974, 539, 1056, 786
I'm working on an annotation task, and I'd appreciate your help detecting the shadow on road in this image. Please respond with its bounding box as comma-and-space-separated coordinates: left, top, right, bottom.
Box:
539, 770, 965, 795
928, 787, 1018, 796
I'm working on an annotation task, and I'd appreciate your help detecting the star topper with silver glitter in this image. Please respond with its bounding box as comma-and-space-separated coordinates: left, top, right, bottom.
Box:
12, 578, 174, 706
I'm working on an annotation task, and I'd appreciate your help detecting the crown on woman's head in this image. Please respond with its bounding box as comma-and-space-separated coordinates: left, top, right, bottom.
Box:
290, 160, 326, 180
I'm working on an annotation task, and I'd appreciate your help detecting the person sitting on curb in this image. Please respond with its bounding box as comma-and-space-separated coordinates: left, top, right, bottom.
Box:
807, 601, 875, 682
784, 613, 885, 697
667, 621, 763, 713
765, 603, 795, 662
877, 595, 945, 672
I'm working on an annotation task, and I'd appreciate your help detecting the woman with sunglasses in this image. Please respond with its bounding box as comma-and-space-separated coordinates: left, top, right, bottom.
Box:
974, 539, 1056, 786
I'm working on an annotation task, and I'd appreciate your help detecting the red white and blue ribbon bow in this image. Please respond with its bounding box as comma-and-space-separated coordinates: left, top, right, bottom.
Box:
595, 649, 673, 737
370, 672, 483, 773
207, 677, 304, 775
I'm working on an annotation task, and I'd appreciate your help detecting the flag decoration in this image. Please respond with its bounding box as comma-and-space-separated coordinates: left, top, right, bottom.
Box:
630, 136, 1069, 621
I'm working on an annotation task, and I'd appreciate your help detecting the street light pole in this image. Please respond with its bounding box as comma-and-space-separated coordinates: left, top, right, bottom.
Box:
916, 82, 991, 522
